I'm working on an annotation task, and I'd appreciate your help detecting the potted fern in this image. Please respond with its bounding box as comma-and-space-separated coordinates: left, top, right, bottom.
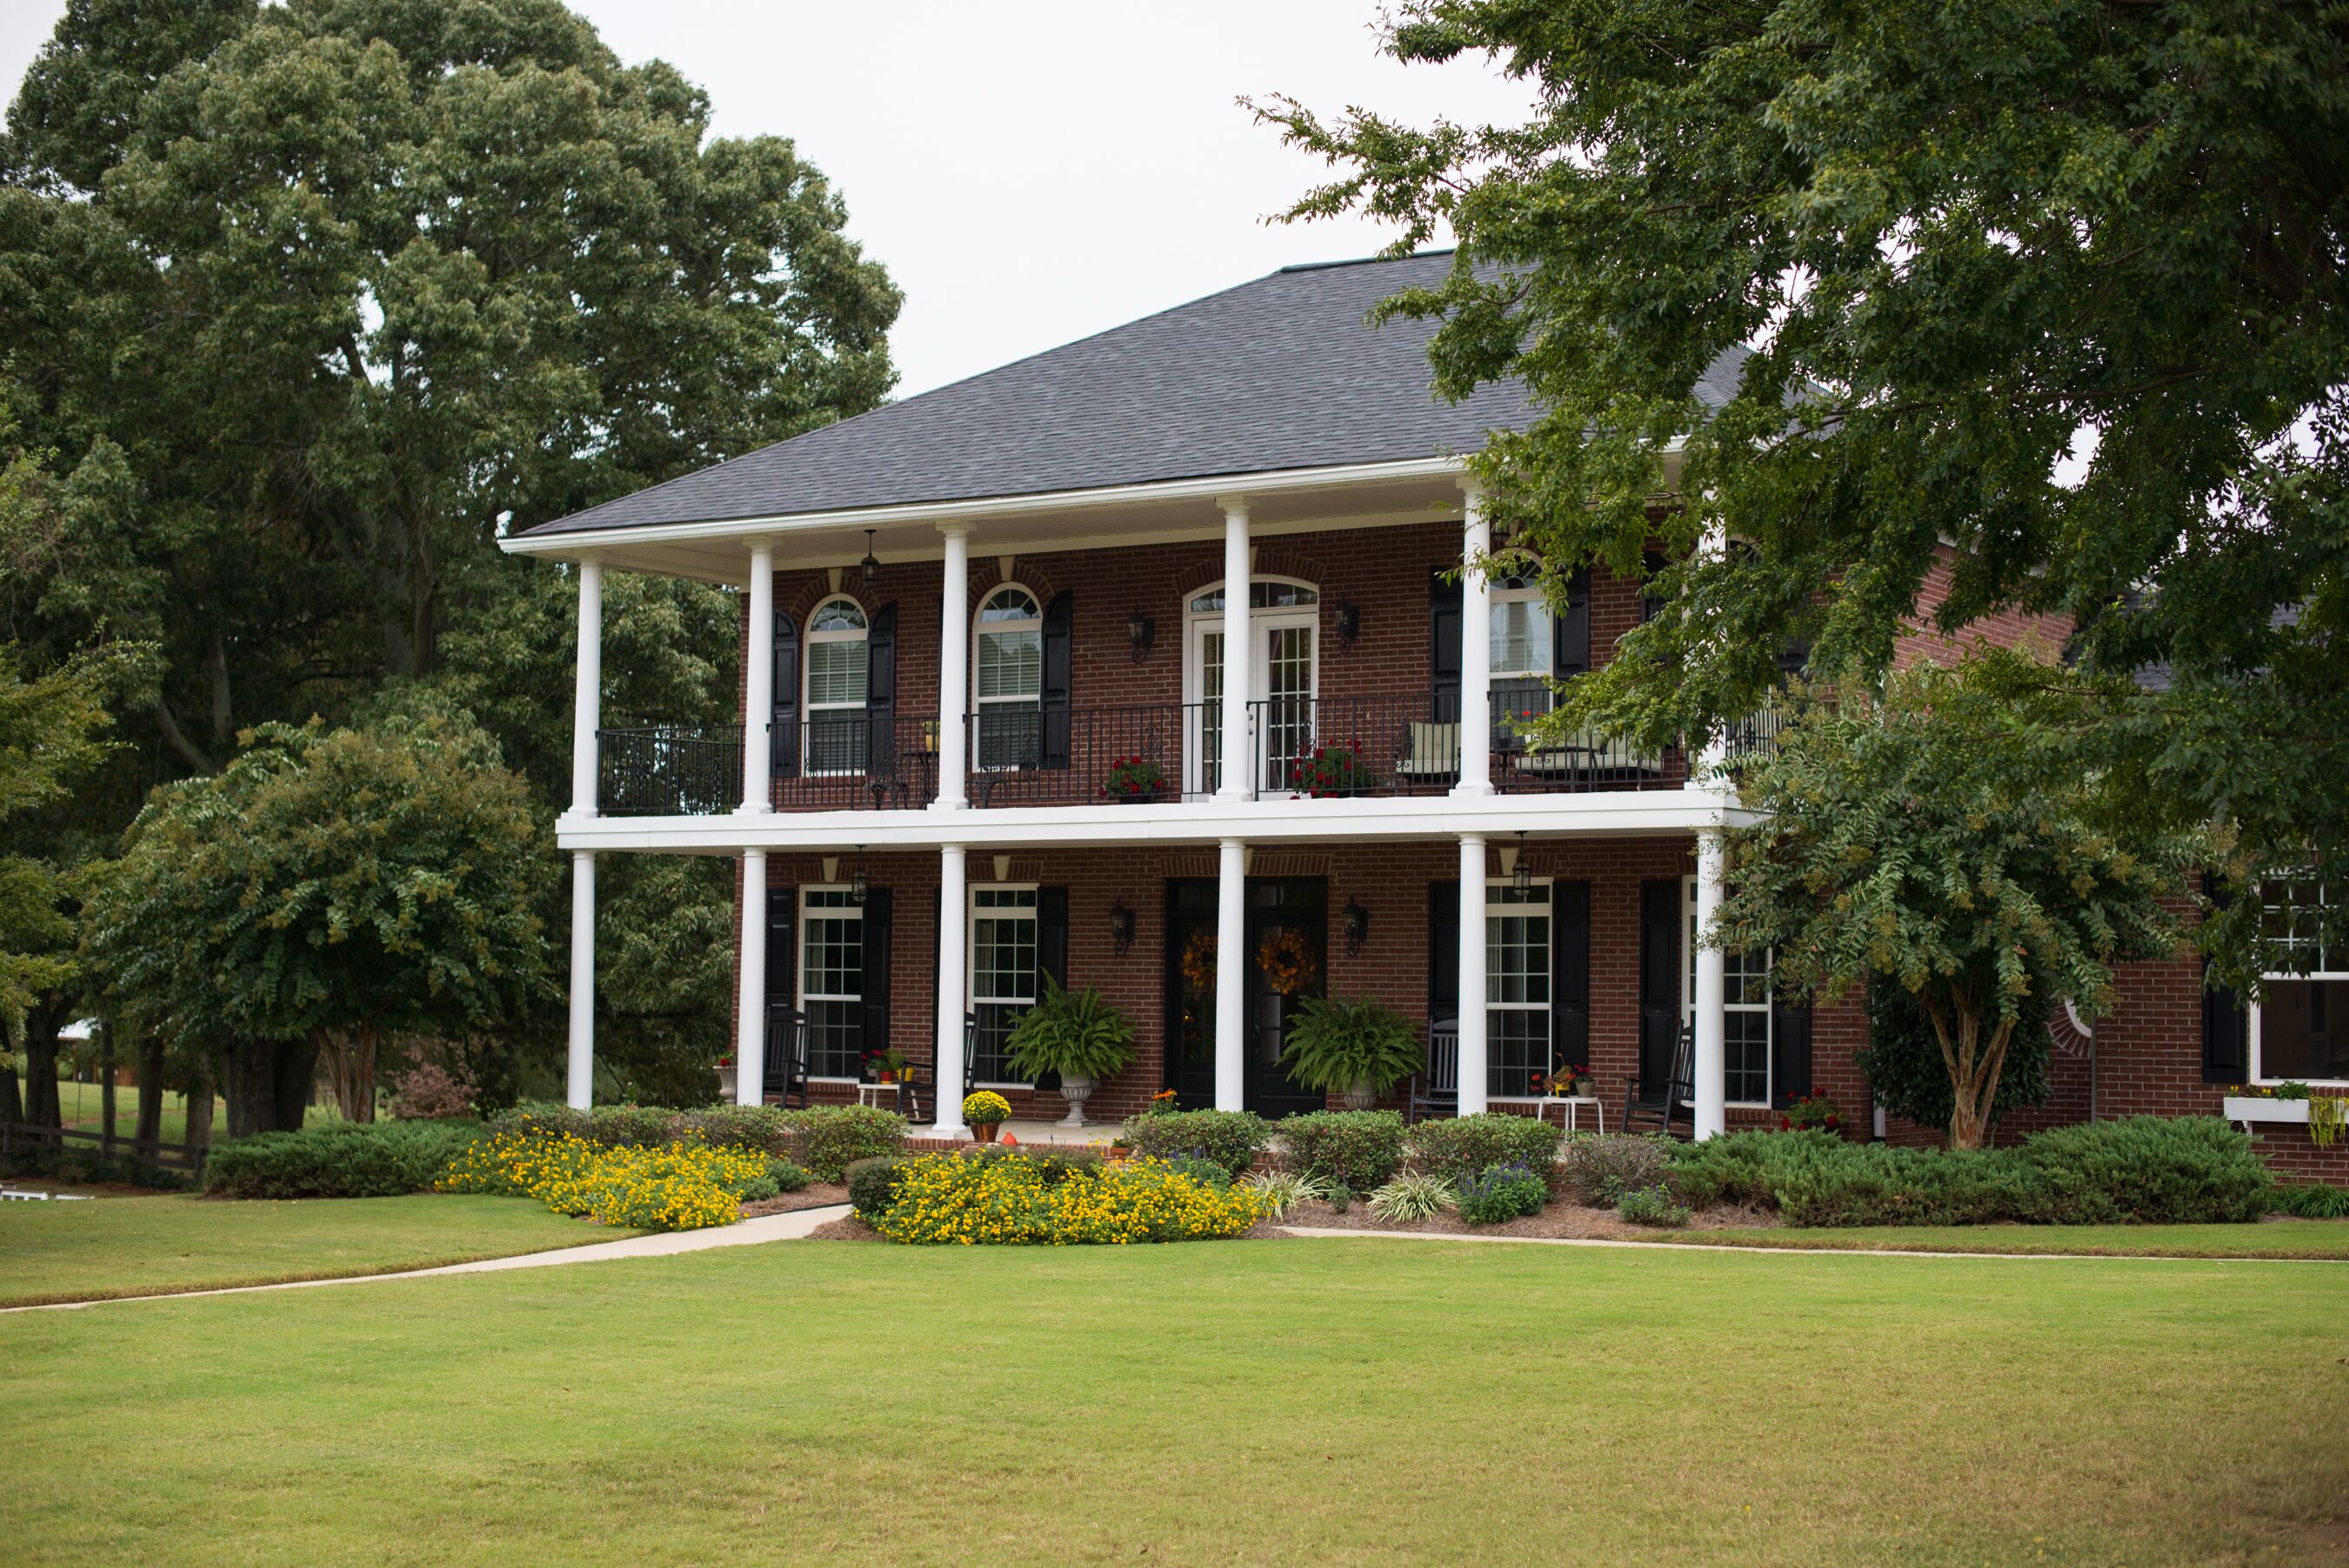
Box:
1279, 994, 1425, 1110
1004, 977, 1138, 1128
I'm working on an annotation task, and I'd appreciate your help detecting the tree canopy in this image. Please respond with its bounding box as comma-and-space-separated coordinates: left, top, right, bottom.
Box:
1262, 0, 2349, 979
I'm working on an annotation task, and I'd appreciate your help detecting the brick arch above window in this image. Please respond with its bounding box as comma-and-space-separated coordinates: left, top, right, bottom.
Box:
1170, 548, 1330, 603
975, 558, 1060, 607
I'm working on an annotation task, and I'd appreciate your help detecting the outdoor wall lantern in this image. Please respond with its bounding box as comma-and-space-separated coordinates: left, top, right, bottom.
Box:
1510, 831, 1532, 893
1110, 899, 1136, 956
849, 846, 869, 907
1340, 897, 1369, 956
1334, 600, 1361, 648
859, 529, 881, 590
1126, 609, 1156, 663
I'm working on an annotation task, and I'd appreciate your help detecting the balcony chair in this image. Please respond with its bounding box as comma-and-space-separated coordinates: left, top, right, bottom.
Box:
1622, 1020, 1695, 1137
762, 1004, 811, 1108
1405, 1018, 1459, 1124
1393, 722, 1462, 790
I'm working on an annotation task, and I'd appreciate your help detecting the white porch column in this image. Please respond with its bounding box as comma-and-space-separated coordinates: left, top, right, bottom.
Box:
1456, 834, 1489, 1114
739, 541, 774, 812
1214, 837, 1246, 1110
1217, 495, 1252, 799
1692, 830, 1728, 1139
735, 850, 767, 1106
934, 524, 971, 811
566, 850, 595, 1109
568, 557, 603, 818
1455, 482, 1493, 796
933, 844, 971, 1135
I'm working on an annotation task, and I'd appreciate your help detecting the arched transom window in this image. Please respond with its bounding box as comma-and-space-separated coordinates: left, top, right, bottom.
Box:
973, 585, 1043, 769
804, 596, 868, 771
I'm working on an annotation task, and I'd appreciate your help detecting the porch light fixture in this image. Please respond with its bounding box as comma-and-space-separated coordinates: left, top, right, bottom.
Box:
1340, 897, 1369, 956
1334, 600, 1360, 648
849, 845, 869, 907
1511, 831, 1532, 893
1126, 609, 1155, 663
859, 529, 881, 589
1109, 899, 1136, 957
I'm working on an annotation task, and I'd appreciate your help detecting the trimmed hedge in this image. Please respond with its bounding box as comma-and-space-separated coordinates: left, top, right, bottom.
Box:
1408, 1112, 1564, 1182
205, 1121, 481, 1199
1278, 1111, 1406, 1191
1670, 1118, 2273, 1227
1120, 1109, 1271, 1178
788, 1104, 908, 1181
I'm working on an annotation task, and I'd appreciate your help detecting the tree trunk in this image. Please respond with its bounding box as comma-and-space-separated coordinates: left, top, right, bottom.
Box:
223, 1039, 276, 1138
99, 1024, 116, 1159
184, 1054, 219, 1151
20, 1004, 63, 1130
136, 1032, 164, 1151
0, 1052, 19, 1125
1930, 1000, 2015, 1152
273, 1035, 321, 1132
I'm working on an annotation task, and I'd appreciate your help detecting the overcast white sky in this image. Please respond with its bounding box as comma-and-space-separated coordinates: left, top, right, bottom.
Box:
0, 1, 1533, 397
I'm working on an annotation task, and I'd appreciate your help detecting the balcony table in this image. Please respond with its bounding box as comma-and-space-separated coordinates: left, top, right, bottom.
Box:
1535, 1093, 1605, 1135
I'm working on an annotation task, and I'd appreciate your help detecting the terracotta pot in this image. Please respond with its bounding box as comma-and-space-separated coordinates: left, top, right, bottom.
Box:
973, 1121, 999, 1144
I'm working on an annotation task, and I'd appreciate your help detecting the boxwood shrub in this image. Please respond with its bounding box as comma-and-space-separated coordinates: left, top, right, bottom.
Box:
2009, 1116, 2271, 1224
1120, 1108, 1271, 1178
785, 1104, 908, 1181
674, 1104, 797, 1156
1408, 1112, 1563, 1183
204, 1120, 482, 1199
845, 1154, 915, 1219
1278, 1111, 1406, 1191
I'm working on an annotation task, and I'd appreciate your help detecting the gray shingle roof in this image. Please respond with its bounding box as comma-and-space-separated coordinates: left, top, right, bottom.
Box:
520, 250, 1750, 538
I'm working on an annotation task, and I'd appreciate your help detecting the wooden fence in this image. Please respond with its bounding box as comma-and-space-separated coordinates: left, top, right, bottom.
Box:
0, 1120, 209, 1180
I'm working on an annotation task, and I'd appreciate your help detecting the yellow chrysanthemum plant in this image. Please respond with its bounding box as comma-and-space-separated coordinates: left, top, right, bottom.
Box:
962, 1091, 1012, 1127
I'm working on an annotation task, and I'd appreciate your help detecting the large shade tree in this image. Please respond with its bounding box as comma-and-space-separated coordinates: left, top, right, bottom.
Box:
1261, 0, 2349, 984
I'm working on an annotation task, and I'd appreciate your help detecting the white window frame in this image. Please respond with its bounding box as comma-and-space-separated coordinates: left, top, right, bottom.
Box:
798, 884, 864, 1082
2248, 877, 2349, 1086
967, 883, 1040, 1089
1485, 877, 1554, 1104
1182, 577, 1320, 797
1489, 576, 1554, 716
803, 595, 869, 776
971, 585, 1044, 773
1684, 874, 1774, 1109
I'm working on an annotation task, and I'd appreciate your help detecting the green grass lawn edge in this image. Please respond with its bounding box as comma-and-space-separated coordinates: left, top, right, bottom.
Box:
0, 1231, 631, 1310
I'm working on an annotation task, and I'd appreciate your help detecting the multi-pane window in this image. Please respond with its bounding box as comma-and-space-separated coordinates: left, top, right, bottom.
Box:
969, 886, 1039, 1084
1487, 882, 1552, 1098
973, 587, 1042, 771
800, 889, 864, 1078
804, 597, 869, 773
1489, 577, 1553, 733
1685, 877, 1773, 1104
1187, 582, 1318, 612
2255, 877, 2349, 1082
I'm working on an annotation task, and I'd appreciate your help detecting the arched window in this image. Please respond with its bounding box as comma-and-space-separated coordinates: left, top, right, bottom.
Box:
972, 585, 1042, 770
1490, 575, 1553, 723
804, 596, 868, 772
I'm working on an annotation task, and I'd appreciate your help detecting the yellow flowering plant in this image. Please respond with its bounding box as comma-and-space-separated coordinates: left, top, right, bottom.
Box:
440, 1131, 765, 1233
962, 1090, 1012, 1127
871, 1151, 1262, 1245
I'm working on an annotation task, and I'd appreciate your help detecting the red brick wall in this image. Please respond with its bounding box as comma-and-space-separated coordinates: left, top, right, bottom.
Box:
1895, 548, 2074, 668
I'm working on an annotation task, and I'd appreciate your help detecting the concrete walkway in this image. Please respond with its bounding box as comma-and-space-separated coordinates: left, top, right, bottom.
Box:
6, 1203, 851, 1316
1275, 1224, 2345, 1262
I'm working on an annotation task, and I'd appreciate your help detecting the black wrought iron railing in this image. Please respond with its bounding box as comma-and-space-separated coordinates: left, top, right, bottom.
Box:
963, 701, 1216, 806
773, 714, 942, 811
598, 725, 744, 816
1246, 694, 1678, 800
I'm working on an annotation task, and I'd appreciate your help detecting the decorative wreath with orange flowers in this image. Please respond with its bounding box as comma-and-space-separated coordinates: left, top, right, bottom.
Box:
1179, 931, 1218, 994
1256, 929, 1319, 997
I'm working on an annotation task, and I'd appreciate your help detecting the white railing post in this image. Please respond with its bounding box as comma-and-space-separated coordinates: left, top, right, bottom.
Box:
1215, 838, 1246, 1109
1455, 481, 1492, 797
935, 525, 971, 811
567, 850, 596, 1109
740, 541, 773, 812
933, 844, 971, 1135
736, 850, 767, 1106
1457, 835, 1489, 1114
569, 557, 603, 818
1693, 830, 1727, 1138
1217, 495, 1252, 799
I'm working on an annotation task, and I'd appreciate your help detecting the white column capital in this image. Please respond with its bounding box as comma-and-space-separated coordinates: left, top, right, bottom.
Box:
1458, 472, 1485, 505
1214, 492, 1250, 520
936, 519, 972, 540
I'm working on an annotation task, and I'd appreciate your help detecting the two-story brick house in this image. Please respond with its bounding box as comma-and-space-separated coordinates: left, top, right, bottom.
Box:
502, 250, 2345, 1178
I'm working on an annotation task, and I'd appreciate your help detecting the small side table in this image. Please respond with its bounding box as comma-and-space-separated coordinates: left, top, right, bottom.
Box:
1538, 1094, 1605, 1135
856, 1081, 901, 1111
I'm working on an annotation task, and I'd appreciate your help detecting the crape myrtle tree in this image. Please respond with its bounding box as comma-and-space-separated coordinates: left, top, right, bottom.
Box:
85, 711, 546, 1138
1712, 655, 2202, 1150
0, 0, 902, 1099
1259, 1, 2349, 986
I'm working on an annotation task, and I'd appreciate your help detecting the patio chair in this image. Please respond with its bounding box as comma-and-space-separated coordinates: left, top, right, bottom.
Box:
1405, 1018, 1459, 1124
1622, 1020, 1694, 1136
1392, 722, 1462, 789
762, 1004, 811, 1107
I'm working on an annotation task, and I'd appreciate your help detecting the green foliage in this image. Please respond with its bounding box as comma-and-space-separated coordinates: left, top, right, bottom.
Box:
1558, 1133, 1678, 1208
1277, 1110, 1407, 1191
1366, 1170, 1455, 1224
844, 1155, 913, 1221
0, 641, 119, 1031
1160, 1152, 1233, 1191
2272, 1182, 2349, 1220
1118, 1108, 1271, 1178
1277, 995, 1424, 1097
1617, 1184, 1692, 1229
1241, 1168, 1331, 1219
2012, 1118, 2272, 1225
1860, 979, 2052, 1136
1002, 977, 1137, 1084
487, 1101, 593, 1144
1407, 1112, 1563, 1183
204, 1120, 481, 1199
784, 1104, 907, 1183
764, 1157, 811, 1194
672, 1105, 797, 1158
585, 1105, 676, 1150
1258, 2, 2349, 984
1456, 1163, 1548, 1225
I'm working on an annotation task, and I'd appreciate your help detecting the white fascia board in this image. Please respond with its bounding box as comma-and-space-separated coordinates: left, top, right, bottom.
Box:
498, 456, 1470, 560
555, 788, 1754, 855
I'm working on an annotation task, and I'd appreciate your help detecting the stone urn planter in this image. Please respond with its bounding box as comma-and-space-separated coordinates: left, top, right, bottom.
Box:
1341, 1079, 1376, 1111
717, 1066, 738, 1101
1058, 1074, 1097, 1128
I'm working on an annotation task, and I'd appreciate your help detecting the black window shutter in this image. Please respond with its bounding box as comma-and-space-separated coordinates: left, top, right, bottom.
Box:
864, 602, 897, 769
1040, 591, 1073, 770
1552, 570, 1592, 678
1032, 884, 1070, 1091
771, 611, 800, 777
2201, 872, 2247, 1083
859, 886, 893, 1065
1429, 880, 1460, 1024
929, 887, 943, 1079
1638, 879, 1681, 1086
1430, 571, 1463, 723
1771, 990, 1813, 1109
1552, 880, 1590, 1074
763, 885, 798, 1096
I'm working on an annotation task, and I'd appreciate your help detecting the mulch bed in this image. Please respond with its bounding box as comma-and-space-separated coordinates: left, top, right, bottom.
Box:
738, 1183, 850, 1219
806, 1212, 883, 1241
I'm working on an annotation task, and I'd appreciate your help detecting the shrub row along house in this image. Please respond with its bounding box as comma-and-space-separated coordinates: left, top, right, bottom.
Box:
503, 251, 2345, 1177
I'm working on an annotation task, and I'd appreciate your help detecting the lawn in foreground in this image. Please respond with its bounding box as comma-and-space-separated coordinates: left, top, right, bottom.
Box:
0, 1193, 626, 1307
3, 1240, 2342, 1566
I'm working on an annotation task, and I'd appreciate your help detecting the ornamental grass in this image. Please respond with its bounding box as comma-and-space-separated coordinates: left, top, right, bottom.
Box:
872, 1151, 1263, 1245
439, 1131, 766, 1232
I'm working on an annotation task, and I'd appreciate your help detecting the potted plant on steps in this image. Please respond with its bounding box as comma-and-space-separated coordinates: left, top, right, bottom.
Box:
1003, 977, 1138, 1128
963, 1091, 1011, 1143
1279, 994, 1424, 1111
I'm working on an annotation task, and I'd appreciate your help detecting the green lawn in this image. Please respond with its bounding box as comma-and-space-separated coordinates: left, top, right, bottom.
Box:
2, 1239, 2341, 1565
0, 1193, 625, 1307
1682, 1218, 2349, 1258
52, 1084, 343, 1145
